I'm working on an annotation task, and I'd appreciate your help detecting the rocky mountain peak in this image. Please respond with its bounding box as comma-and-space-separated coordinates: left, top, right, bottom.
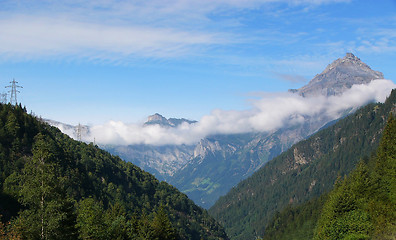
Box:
292, 53, 384, 97
145, 113, 171, 127
321, 52, 369, 75
146, 113, 167, 123
145, 113, 197, 127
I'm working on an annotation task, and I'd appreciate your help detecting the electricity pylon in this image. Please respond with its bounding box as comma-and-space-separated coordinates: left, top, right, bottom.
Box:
5, 79, 23, 105
76, 123, 82, 141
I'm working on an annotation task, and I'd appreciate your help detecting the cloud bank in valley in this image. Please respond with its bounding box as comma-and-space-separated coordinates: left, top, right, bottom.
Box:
65, 79, 395, 146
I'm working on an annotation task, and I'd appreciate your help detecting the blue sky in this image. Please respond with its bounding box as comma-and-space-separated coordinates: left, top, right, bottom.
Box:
0, 0, 396, 126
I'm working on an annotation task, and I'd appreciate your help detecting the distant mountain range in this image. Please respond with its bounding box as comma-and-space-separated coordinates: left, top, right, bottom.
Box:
47, 53, 387, 209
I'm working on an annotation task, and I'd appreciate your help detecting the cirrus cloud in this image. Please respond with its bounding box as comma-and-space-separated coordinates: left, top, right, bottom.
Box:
0, 16, 223, 60
0, 0, 354, 61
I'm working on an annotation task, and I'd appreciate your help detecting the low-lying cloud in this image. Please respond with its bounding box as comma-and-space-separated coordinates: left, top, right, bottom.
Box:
58, 79, 395, 146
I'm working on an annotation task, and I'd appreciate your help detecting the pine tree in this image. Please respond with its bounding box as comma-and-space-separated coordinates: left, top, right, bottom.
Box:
151, 206, 179, 240
16, 133, 77, 239
137, 212, 155, 240
370, 114, 396, 239
75, 197, 107, 240
104, 202, 129, 240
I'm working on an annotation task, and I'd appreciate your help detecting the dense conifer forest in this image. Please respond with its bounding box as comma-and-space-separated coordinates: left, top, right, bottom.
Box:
210, 90, 396, 240
315, 114, 395, 239
0, 103, 228, 239
262, 114, 396, 240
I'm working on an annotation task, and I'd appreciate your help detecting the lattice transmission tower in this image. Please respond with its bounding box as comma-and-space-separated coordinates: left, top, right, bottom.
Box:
76, 123, 82, 141
5, 79, 23, 105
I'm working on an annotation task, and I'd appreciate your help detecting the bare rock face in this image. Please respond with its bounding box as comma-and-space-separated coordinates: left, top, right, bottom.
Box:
193, 139, 223, 159
295, 53, 384, 97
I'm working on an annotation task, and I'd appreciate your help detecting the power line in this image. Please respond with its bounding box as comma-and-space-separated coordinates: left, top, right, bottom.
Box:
5, 79, 23, 105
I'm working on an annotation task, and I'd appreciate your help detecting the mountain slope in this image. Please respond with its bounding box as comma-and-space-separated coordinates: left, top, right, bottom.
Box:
209, 89, 396, 240
169, 126, 314, 208
168, 53, 386, 208
105, 143, 195, 181
314, 115, 396, 239
262, 194, 329, 240
0, 104, 228, 239
263, 116, 396, 240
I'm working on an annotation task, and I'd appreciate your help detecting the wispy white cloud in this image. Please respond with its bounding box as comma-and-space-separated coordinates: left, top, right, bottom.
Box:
355, 28, 396, 54
0, 0, 353, 61
321, 16, 396, 55
0, 16, 224, 60
357, 40, 396, 54
76, 80, 395, 145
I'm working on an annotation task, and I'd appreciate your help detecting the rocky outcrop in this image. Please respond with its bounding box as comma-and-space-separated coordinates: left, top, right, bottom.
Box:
193, 139, 226, 159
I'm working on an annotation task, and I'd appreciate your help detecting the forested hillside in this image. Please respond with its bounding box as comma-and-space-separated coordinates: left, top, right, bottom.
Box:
314, 115, 396, 239
262, 194, 328, 240
0, 104, 228, 239
209, 89, 396, 240
263, 102, 396, 240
